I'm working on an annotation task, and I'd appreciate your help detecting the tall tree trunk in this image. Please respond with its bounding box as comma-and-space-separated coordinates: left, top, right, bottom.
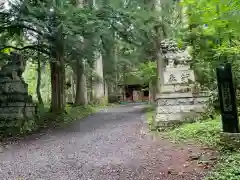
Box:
149, 80, 152, 104
71, 73, 76, 102
148, 0, 166, 128
89, 67, 93, 102
50, 51, 65, 114
154, 0, 165, 95
104, 80, 108, 103
36, 57, 43, 106
73, 0, 89, 106
93, 52, 105, 104
74, 60, 88, 106
88, 0, 105, 104
123, 86, 126, 101
156, 52, 165, 95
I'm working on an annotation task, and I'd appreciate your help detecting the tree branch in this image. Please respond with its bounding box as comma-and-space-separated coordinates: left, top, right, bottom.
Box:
111, 25, 141, 47
0, 45, 51, 56
100, 35, 107, 52
1, 24, 44, 36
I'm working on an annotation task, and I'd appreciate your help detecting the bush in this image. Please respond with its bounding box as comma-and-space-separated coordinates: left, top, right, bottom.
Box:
145, 106, 155, 130
0, 117, 38, 137
0, 104, 98, 138
207, 152, 240, 180
108, 94, 121, 103
168, 117, 222, 147
166, 116, 240, 180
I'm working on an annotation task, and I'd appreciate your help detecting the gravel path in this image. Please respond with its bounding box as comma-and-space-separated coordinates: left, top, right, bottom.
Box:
0, 104, 211, 180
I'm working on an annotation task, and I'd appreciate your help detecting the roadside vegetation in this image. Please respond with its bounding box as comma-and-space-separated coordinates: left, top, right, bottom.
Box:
0, 0, 163, 138
168, 116, 240, 180
146, 110, 240, 180
145, 0, 240, 179
2, 0, 240, 178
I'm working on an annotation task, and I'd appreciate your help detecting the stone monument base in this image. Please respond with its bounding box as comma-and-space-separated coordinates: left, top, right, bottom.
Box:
155, 91, 211, 130
155, 113, 205, 131
0, 52, 37, 123
0, 103, 37, 120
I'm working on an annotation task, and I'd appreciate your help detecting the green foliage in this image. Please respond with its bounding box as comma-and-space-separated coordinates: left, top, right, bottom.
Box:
132, 61, 157, 85
40, 63, 51, 102
60, 105, 97, 125
60, 104, 116, 126
0, 104, 100, 138
23, 61, 51, 102
168, 117, 221, 147
181, 0, 240, 90
22, 62, 37, 98
108, 94, 120, 103
207, 152, 240, 180
145, 106, 155, 131
166, 116, 240, 180
0, 117, 38, 137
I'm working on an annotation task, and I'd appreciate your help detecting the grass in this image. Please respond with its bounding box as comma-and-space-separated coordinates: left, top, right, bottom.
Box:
167, 117, 222, 147
0, 103, 115, 139
165, 116, 240, 180
144, 105, 155, 130
39, 103, 115, 128
56, 105, 97, 126
206, 152, 240, 180
61, 103, 115, 125
144, 109, 240, 180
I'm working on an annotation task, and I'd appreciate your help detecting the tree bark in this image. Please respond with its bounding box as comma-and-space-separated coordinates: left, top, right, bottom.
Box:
93, 52, 105, 104
36, 54, 43, 106
149, 81, 152, 104
74, 60, 88, 106
72, 0, 89, 106
71, 73, 76, 102
156, 52, 165, 95
50, 51, 65, 114
89, 68, 93, 102
123, 86, 126, 101
154, 0, 165, 95
104, 80, 108, 103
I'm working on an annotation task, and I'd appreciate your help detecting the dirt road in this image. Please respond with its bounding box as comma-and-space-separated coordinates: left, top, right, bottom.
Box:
0, 104, 210, 180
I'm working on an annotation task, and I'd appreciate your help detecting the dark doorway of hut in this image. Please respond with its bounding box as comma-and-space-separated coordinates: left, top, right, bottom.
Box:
124, 84, 149, 102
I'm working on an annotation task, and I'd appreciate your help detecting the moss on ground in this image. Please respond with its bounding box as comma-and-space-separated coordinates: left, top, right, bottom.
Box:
0, 103, 115, 139
144, 109, 240, 180
166, 116, 240, 180
144, 106, 155, 130
167, 117, 222, 147
39, 104, 115, 128
206, 152, 240, 180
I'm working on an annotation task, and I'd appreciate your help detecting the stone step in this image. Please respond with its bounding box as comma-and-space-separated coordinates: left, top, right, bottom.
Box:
156, 104, 207, 114
0, 106, 36, 117
156, 96, 210, 106
0, 102, 35, 107
1, 81, 28, 93
156, 91, 210, 99
155, 112, 201, 123
161, 84, 192, 93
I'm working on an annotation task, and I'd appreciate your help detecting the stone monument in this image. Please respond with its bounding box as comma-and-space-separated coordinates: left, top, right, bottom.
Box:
216, 63, 239, 133
0, 52, 37, 120
216, 63, 240, 150
155, 39, 211, 129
